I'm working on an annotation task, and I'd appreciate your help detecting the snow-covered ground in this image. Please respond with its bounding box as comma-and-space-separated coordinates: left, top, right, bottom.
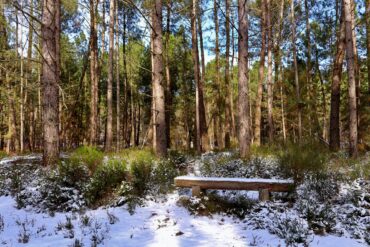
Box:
0, 154, 368, 246
0, 193, 364, 247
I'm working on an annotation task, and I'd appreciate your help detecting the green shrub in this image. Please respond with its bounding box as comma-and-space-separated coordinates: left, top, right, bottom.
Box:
130, 156, 154, 196
251, 143, 281, 157
151, 160, 179, 194
85, 158, 127, 205
278, 141, 329, 181
70, 146, 104, 173
167, 150, 187, 166
116, 148, 156, 163
0, 151, 7, 160
57, 160, 90, 188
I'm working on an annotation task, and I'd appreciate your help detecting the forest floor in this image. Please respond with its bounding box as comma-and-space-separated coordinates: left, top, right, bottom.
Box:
0, 151, 369, 246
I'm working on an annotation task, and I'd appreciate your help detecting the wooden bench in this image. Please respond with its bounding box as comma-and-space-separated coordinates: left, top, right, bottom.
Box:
174, 176, 294, 201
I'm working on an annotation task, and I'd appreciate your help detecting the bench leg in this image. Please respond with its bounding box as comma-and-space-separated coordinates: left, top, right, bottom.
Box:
191, 186, 202, 197
259, 189, 270, 201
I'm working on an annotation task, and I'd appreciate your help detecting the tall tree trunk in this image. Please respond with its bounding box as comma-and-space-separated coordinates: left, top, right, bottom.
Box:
254, 0, 266, 146
343, 0, 358, 157
224, 0, 231, 148
290, 0, 302, 141
266, 0, 273, 142
330, 7, 345, 151
122, 11, 129, 147
89, 0, 99, 145
18, 8, 25, 152
6, 72, 18, 153
197, 3, 206, 87
135, 103, 141, 146
197, 1, 209, 150
230, 9, 236, 137
192, 0, 208, 153
27, 0, 34, 151
238, 0, 251, 158
101, 0, 106, 60
41, 0, 60, 165
56, 0, 61, 147
315, 47, 328, 141
350, 0, 360, 110
305, 0, 319, 135
152, 0, 167, 157
275, 0, 285, 141
213, 0, 223, 149
115, 0, 120, 150
165, 0, 172, 148
105, 0, 114, 151
366, 0, 370, 93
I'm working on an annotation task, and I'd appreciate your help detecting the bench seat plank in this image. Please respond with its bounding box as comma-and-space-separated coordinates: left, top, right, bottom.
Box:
175, 176, 293, 192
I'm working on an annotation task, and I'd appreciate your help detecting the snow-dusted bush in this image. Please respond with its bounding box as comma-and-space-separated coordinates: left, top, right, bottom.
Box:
200, 153, 283, 179
149, 160, 179, 194
269, 213, 311, 246
335, 179, 370, 241
177, 192, 255, 219
16, 217, 35, 244
57, 160, 90, 188
0, 160, 87, 212
29, 160, 92, 212
69, 239, 84, 247
56, 215, 75, 239
167, 149, 187, 167
294, 174, 340, 234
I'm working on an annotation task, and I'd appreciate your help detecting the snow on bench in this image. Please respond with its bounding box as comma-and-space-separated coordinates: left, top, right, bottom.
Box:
174, 176, 294, 201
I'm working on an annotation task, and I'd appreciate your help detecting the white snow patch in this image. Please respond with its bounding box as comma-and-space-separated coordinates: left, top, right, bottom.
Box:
0, 193, 364, 247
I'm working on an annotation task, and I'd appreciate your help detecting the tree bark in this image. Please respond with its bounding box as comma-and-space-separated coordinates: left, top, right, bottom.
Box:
230, 9, 236, 138
165, 0, 172, 148
238, 0, 251, 158
89, 0, 99, 145
315, 47, 328, 141
224, 0, 231, 148
365, 0, 370, 95
197, 3, 206, 89
266, 0, 273, 142
254, 0, 266, 146
27, 0, 34, 151
275, 0, 285, 141
192, 0, 208, 153
152, 0, 167, 157
6, 72, 19, 153
41, 0, 60, 165
105, 0, 115, 151
18, 8, 25, 152
366, 0, 370, 93
122, 11, 130, 147
330, 6, 345, 151
290, 0, 302, 141
305, 0, 319, 135
343, 0, 358, 157
115, 0, 120, 150
350, 0, 360, 114
213, 0, 223, 149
